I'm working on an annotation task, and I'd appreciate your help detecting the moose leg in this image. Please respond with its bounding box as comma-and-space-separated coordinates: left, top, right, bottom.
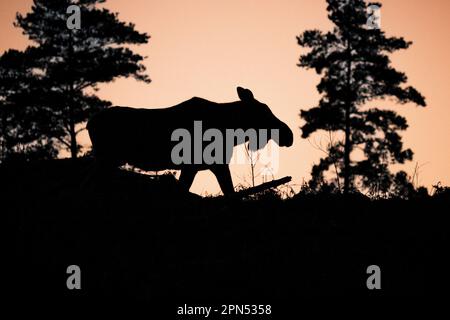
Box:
179, 167, 198, 192
211, 165, 234, 195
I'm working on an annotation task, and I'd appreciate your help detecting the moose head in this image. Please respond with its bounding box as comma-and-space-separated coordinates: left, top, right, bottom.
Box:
234, 87, 294, 150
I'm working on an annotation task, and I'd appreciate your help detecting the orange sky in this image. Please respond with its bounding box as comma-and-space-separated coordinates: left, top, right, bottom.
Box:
1, 0, 449, 195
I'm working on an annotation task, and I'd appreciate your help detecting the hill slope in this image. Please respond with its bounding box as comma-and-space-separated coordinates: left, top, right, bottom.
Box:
2, 159, 449, 301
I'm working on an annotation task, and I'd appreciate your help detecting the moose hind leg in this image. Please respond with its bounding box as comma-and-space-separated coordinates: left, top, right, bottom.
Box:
211, 165, 234, 195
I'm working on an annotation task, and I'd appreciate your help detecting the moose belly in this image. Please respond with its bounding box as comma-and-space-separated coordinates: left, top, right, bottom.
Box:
117, 132, 178, 171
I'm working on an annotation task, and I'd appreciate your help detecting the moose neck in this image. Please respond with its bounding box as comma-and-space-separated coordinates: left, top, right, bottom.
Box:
221, 101, 257, 131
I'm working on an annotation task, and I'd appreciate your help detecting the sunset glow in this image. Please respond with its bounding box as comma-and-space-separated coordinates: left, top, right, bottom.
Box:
1, 0, 449, 194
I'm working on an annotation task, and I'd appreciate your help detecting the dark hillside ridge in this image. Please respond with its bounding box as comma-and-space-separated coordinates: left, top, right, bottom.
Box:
2, 158, 449, 301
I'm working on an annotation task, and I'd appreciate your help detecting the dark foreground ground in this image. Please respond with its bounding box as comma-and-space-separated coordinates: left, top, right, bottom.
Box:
2, 159, 449, 304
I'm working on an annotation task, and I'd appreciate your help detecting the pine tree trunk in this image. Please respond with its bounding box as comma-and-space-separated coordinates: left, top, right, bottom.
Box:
344, 102, 351, 194
343, 40, 353, 195
69, 116, 77, 159
68, 84, 78, 159
1, 111, 7, 162
68, 35, 77, 159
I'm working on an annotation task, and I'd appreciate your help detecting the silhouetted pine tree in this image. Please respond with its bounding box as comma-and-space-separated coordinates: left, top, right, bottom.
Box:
297, 0, 426, 195
15, 0, 150, 158
0, 49, 60, 164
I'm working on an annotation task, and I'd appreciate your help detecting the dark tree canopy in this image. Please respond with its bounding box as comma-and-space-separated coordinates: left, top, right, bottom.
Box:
0, 49, 60, 164
14, 0, 150, 158
297, 0, 426, 195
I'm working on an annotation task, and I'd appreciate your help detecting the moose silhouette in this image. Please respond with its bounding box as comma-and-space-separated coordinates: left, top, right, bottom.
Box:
87, 87, 293, 194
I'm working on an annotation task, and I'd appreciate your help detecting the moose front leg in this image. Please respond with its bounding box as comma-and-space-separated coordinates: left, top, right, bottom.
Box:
211, 165, 234, 195
179, 167, 198, 192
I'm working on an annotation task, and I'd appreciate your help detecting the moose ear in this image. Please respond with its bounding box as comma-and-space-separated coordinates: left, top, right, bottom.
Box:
237, 87, 254, 102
